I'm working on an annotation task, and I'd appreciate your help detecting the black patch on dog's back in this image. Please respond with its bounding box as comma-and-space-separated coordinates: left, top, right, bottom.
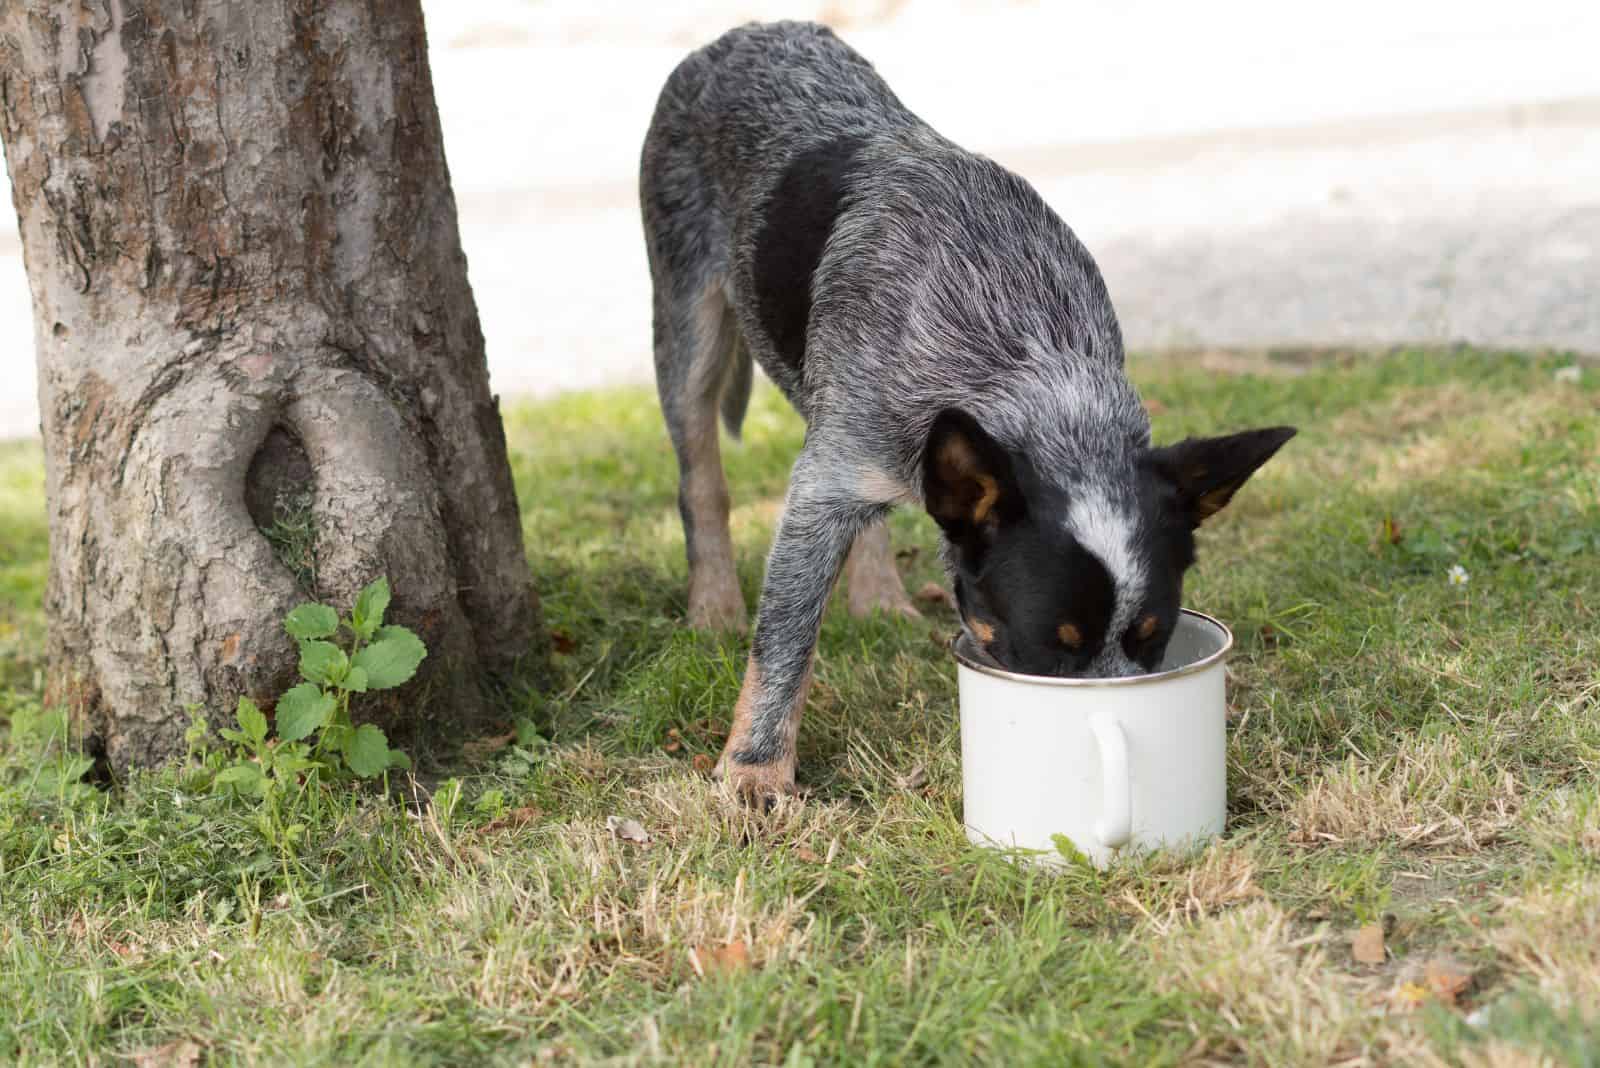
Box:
753, 136, 866, 373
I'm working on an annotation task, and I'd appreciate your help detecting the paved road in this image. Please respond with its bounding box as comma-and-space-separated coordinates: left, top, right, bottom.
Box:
4, 0, 1598, 440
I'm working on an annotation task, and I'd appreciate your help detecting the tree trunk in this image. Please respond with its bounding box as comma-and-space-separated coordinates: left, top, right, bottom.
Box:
0, 0, 539, 770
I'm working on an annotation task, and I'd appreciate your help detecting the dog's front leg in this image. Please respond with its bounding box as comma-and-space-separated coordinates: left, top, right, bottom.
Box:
716, 455, 877, 803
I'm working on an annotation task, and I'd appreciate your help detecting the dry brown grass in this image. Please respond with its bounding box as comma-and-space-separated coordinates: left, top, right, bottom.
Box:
1458, 1044, 1565, 1068
1288, 734, 1520, 851
1330, 381, 1485, 441
1117, 840, 1262, 925
1487, 877, 1600, 1008
1408, 1036, 1566, 1068
637, 774, 861, 848
1520, 786, 1600, 861
408, 774, 844, 1019
522, 777, 835, 969
1142, 899, 1487, 1066
1318, 382, 1592, 492
1145, 901, 1374, 1066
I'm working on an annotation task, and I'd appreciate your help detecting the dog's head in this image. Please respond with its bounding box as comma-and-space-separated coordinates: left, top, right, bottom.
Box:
923, 408, 1295, 677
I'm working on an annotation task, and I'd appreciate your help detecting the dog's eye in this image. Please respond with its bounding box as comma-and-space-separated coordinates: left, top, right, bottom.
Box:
1122, 613, 1161, 656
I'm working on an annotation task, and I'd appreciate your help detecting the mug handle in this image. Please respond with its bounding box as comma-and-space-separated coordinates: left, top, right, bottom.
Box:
1090, 709, 1131, 849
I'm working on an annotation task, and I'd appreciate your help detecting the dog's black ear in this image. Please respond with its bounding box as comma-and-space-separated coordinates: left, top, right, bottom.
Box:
1146, 426, 1297, 528
922, 409, 1023, 538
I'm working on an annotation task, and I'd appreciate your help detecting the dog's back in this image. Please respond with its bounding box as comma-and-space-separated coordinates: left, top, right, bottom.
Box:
642, 22, 912, 201
641, 22, 1141, 485
640, 22, 916, 421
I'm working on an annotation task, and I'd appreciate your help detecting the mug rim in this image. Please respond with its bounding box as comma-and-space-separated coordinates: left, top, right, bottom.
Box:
951, 608, 1234, 687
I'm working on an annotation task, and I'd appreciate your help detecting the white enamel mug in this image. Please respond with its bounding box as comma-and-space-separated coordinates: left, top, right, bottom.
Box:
956, 609, 1233, 868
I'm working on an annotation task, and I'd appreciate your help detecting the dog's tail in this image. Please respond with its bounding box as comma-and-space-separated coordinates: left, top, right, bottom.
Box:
719, 341, 753, 439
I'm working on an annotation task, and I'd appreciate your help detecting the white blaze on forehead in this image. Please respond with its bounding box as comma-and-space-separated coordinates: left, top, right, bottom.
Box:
1067, 493, 1145, 626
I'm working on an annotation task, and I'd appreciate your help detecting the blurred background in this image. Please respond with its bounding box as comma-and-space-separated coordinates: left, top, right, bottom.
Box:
3, 0, 1598, 441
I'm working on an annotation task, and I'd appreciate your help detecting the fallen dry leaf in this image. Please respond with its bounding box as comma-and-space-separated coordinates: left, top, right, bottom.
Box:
1380, 515, 1403, 547
897, 764, 929, 791
550, 629, 577, 655
913, 582, 956, 611
1352, 923, 1387, 965
1387, 956, 1473, 1012
606, 815, 650, 845
663, 728, 683, 754
108, 939, 145, 961
478, 806, 541, 834
462, 731, 515, 760
692, 753, 715, 774
795, 846, 823, 864
129, 1040, 202, 1068
1425, 956, 1473, 1005
1389, 980, 1430, 1012
678, 717, 723, 747
1144, 398, 1169, 416
690, 940, 750, 977
533, 1043, 575, 1063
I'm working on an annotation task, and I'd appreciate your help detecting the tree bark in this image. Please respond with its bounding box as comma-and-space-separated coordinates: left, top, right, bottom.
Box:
0, 0, 539, 770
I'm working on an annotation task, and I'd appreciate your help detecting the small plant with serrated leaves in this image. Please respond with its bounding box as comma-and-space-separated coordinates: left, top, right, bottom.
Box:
214, 577, 421, 800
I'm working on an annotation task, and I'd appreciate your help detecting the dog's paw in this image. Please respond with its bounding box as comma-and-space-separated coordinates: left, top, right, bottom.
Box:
712, 753, 797, 810
687, 583, 749, 633
846, 585, 923, 621
845, 563, 922, 621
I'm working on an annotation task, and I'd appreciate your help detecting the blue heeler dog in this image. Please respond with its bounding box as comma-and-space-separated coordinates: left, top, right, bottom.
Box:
640, 22, 1296, 802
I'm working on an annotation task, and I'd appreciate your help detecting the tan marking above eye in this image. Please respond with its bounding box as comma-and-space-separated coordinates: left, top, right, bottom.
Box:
1135, 614, 1159, 641
969, 619, 996, 644
1057, 622, 1084, 648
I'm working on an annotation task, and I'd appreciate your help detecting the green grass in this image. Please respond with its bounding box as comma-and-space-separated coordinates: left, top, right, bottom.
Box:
3, 348, 1599, 1065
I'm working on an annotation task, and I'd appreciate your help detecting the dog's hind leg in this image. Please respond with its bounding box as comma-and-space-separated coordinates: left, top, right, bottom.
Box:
653, 276, 749, 632
844, 519, 920, 620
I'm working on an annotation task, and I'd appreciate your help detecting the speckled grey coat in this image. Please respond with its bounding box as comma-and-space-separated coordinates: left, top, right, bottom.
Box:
640, 21, 1294, 798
